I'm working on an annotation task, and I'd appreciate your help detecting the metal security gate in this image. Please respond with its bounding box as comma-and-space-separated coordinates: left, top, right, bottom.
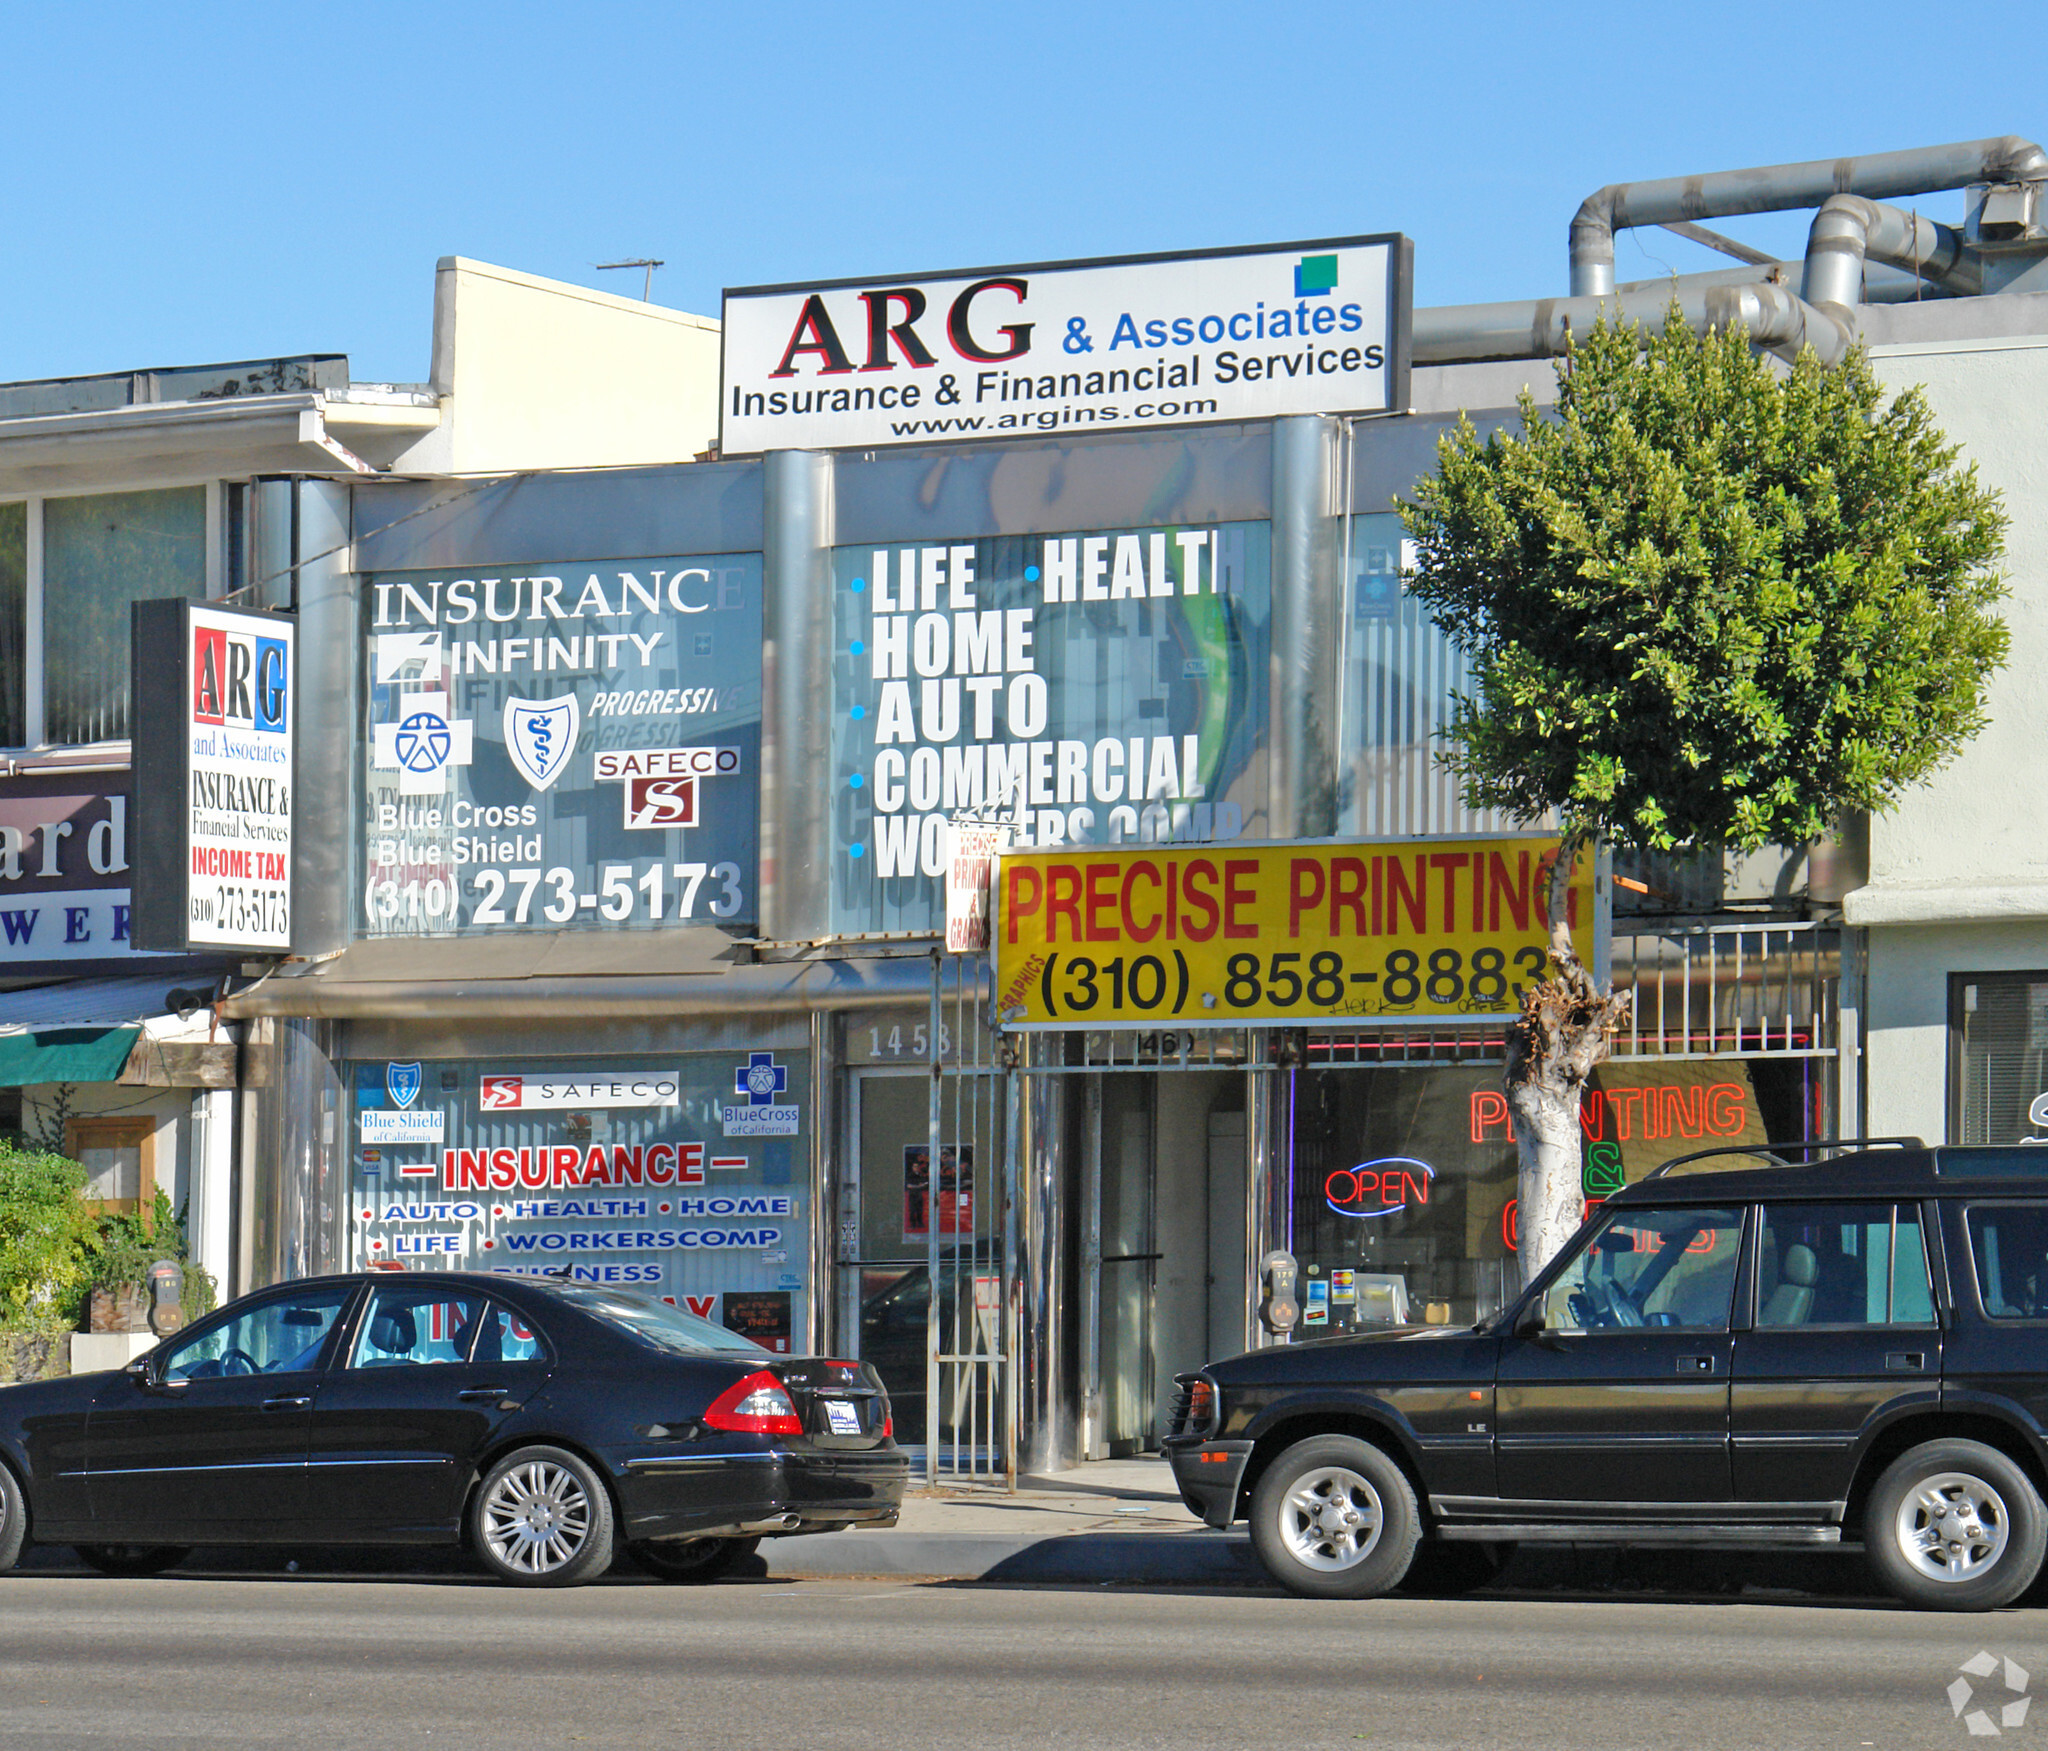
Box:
919, 950, 1011, 1484
838, 953, 1013, 1487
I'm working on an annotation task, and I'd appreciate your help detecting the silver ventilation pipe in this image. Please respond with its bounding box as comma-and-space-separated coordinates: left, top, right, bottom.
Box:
1616, 261, 1955, 304
1802, 196, 1982, 304
1569, 136, 2047, 297
1411, 280, 1851, 367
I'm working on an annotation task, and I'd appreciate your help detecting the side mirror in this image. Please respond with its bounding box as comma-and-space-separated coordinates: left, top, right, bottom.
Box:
123, 1356, 154, 1389
1512, 1304, 1547, 1339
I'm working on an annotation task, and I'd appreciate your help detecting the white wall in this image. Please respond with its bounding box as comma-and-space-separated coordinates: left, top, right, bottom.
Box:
393, 257, 722, 475
1861, 337, 2048, 896
1849, 334, 2048, 1141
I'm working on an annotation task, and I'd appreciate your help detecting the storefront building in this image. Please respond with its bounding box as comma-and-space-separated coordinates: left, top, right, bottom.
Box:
210, 385, 1843, 1470
14, 139, 2048, 1472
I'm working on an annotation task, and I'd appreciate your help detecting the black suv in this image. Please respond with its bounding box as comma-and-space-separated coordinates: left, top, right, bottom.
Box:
1166, 1142, 2048, 1610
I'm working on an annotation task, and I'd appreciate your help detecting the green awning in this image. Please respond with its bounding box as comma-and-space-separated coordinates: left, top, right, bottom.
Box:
0, 1026, 141, 1086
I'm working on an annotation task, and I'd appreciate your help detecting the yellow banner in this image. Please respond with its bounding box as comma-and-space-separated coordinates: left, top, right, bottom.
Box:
993, 836, 1595, 1028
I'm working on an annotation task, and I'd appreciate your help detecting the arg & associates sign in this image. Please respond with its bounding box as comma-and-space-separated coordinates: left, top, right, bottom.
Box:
130, 599, 295, 953
722, 233, 1412, 455
993, 836, 1596, 1029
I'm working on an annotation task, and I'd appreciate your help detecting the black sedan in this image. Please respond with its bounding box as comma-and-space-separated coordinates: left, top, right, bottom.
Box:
0, 1270, 905, 1587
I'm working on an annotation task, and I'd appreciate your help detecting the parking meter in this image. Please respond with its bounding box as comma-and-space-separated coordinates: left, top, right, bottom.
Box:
146, 1260, 185, 1336
1259, 1250, 1300, 1341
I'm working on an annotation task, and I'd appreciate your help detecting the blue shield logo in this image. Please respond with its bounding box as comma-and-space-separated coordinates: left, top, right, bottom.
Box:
386, 1062, 423, 1109
504, 694, 580, 792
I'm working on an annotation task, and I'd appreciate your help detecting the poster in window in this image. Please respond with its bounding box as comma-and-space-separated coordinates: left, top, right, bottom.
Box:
721, 1290, 792, 1354
903, 1144, 973, 1242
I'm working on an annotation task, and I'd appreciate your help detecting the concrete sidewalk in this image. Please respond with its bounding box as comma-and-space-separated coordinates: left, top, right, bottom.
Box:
762, 1456, 1261, 1585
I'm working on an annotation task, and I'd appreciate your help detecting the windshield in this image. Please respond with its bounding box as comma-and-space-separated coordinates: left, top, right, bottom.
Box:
540, 1284, 766, 1356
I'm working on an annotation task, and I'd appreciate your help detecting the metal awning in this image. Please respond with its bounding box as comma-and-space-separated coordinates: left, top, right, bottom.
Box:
0, 974, 221, 1087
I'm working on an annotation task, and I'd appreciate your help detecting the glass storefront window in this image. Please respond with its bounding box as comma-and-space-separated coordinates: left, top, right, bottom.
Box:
1285, 1055, 1805, 1329
43, 487, 207, 744
0, 501, 24, 746
1337, 511, 1534, 840
831, 521, 1273, 934
1951, 973, 2048, 1143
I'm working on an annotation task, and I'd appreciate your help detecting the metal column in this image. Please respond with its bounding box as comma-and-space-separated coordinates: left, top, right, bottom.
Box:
760, 449, 835, 943
1268, 415, 1343, 841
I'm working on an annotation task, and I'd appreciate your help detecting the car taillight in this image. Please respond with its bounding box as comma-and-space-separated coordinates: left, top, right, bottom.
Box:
882, 1413, 893, 1439
702, 1369, 804, 1436
1188, 1378, 1216, 1428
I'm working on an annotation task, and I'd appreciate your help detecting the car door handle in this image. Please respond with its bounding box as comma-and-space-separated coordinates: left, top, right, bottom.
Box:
1886, 1352, 1927, 1371
457, 1387, 512, 1401
262, 1395, 312, 1411
1677, 1355, 1717, 1374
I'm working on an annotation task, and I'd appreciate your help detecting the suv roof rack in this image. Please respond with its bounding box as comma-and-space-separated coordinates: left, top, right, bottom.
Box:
1644, 1136, 1927, 1180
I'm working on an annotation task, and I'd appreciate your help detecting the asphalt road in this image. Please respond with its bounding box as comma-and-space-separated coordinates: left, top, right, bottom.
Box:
0, 1559, 2040, 1749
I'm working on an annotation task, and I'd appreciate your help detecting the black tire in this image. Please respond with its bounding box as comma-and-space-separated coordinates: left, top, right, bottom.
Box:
471, 1446, 616, 1588
1397, 1538, 1514, 1598
74, 1544, 190, 1578
1249, 1435, 1421, 1600
0, 1464, 25, 1573
1863, 1438, 2047, 1612
629, 1536, 761, 1583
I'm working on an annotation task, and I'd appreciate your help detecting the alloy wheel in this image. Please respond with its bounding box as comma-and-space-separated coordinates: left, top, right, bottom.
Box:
1895, 1470, 2012, 1584
1278, 1465, 1385, 1571
480, 1459, 594, 1576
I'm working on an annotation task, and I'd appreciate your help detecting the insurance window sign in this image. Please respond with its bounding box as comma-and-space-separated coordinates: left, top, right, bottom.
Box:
721, 233, 1411, 455
356, 555, 762, 937
830, 522, 1272, 935
349, 1051, 809, 1350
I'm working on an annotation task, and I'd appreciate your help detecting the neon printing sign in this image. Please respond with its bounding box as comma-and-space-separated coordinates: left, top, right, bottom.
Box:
1325, 1158, 1434, 1219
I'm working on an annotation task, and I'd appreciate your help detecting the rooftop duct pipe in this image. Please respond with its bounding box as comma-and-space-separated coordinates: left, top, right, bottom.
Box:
1802, 196, 1983, 304
1616, 260, 1955, 303
1569, 136, 2048, 297
1411, 279, 1851, 367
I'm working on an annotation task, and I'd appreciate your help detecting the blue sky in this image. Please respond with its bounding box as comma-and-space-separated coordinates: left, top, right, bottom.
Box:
5, 2, 2038, 386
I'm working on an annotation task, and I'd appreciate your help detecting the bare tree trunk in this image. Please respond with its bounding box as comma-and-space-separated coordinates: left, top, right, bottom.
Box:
1504, 832, 1631, 1289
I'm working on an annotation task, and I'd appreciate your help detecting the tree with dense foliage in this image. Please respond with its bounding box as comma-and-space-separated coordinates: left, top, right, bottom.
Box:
1401, 309, 2010, 1281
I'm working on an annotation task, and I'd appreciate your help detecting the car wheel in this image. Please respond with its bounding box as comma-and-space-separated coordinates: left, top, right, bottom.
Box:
74, 1544, 190, 1578
1249, 1435, 1421, 1600
472, 1446, 616, 1588
629, 1536, 761, 1583
1397, 1538, 1514, 1598
0, 1464, 26, 1572
1863, 1439, 2047, 1612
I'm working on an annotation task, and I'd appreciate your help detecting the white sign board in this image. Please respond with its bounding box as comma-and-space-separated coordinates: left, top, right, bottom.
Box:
479, 1073, 682, 1110
721, 233, 1410, 455
184, 604, 294, 948
134, 599, 296, 954
945, 821, 1013, 953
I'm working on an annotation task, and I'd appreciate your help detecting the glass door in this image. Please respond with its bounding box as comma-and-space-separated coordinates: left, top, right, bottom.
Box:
842, 1067, 1005, 1455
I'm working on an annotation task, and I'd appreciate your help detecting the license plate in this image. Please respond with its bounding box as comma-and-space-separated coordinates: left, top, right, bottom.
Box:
823, 1400, 862, 1436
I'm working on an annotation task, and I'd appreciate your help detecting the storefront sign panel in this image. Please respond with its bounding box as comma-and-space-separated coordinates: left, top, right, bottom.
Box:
994, 835, 1595, 1027
0, 776, 173, 970
349, 1051, 809, 1349
130, 599, 295, 953
722, 234, 1411, 454
356, 555, 762, 937
831, 523, 1272, 935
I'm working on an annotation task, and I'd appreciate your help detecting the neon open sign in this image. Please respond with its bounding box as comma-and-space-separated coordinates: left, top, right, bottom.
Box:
1325, 1158, 1434, 1219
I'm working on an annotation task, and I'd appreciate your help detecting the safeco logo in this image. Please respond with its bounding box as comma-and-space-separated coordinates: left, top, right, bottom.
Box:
1950, 1651, 2030, 1736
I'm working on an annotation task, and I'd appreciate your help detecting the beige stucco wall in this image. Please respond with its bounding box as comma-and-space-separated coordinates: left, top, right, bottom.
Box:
1850, 335, 2048, 1140
393, 258, 721, 475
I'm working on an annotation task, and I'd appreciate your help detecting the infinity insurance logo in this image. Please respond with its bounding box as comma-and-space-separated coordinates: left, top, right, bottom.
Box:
1950, 1651, 2030, 1736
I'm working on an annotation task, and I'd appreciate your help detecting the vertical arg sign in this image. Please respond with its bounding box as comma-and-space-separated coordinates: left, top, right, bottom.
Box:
130, 599, 295, 952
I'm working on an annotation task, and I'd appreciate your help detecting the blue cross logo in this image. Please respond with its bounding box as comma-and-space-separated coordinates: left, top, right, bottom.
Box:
736, 1052, 788, 1106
